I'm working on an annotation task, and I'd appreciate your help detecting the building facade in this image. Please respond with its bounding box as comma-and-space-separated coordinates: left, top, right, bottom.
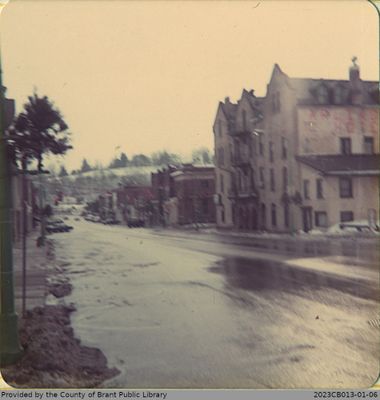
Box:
151, 164, 216, 227
151, 165, 177, 226
214, 60, 379, 232
213, 97, 237, 229
171, 164, 216, 226
115, 185, 153, 226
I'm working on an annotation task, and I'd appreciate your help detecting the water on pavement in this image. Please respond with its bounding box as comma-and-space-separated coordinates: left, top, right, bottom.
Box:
52, 220, 379, 389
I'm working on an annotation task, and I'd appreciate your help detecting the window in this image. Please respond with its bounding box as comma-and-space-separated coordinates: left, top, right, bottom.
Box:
270, 169, 275, 192
317, 85, 329, 104
303, 180, 310, 199
340, 137, 351, 155
271, 203, 277, 227
202, 198, 209, 215
261, 203, 266, 229
315, 211, 327, 227
221, 209, 225, 223
259, 167, 265, 188
218, 147, 225, 166
334, 86, 345, 104
272, 92, 281, 113
269, 141, 274, 162
339, 178, 353, 198
363, 136, 374, 154
218, 120, 222, 137
201, 180, 209, 188
281, 137, 288, 159
259, 134, 264, 156
250, 169, 256, 189
316, 179, 323, 199
283, 203, 289, 228
220, 174, 224, 193
282, 167, 288, 191
340, 211, 354, 222
272, 95, 276, 113
242, 109, 247, 131
276, 92, 281, 112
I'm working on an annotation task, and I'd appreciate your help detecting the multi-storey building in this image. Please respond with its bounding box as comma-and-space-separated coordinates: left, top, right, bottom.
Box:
214, 59, 379, 232
115, 185, 153, 226
151, 165, 177, 225
171, 164, 216, 226
151, 164, 216, 227
213, 97, 237, 228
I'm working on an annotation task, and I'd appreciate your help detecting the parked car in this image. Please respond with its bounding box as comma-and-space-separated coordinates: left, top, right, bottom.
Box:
46, 219, 74, 233
127, 219, 145, 228
103, 218, 120, 225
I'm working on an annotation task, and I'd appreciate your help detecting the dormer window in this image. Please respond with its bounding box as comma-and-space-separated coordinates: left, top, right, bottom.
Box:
334, 85, 346, 105
317, 85, 329, 104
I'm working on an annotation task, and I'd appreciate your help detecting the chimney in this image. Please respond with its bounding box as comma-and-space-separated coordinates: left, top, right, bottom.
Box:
349, 56, 360, 82
224, 97, 230, 104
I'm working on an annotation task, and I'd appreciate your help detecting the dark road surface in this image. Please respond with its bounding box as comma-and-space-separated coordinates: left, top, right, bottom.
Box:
52, 220, 379, 389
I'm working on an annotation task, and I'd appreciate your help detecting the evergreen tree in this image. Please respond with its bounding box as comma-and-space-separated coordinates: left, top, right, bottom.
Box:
120, 152, 128, 167
192, 147, 212, 165
58, 165, 68, 177
151, 150, 181, 166
7, 93, 72, 172
80, 158, 92, 173
130, 154, 152, 167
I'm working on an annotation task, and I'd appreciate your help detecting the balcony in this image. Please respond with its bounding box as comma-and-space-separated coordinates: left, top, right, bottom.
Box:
228, 186, 258, 199
232, 129, 251, 137
231, 153, 251, 167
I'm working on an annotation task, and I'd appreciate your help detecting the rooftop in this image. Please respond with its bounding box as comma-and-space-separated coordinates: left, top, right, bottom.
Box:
296, 154, 380, 176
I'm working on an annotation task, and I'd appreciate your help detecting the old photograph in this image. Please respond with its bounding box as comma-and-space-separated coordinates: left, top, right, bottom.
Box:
0, 0, 379, 390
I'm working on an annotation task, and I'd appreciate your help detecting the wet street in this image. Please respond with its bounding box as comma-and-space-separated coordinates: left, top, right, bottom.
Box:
53, 220, 379, 389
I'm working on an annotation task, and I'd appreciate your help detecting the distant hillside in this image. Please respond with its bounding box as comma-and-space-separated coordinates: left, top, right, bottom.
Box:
46, 165, 163, 201
67, 165, 159, 180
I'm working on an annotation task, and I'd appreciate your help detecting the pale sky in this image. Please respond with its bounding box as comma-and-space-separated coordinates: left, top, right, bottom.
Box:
1, 0, 378, 170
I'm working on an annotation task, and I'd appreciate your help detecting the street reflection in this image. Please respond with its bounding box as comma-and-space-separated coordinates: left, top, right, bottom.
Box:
209, 257, 379, 301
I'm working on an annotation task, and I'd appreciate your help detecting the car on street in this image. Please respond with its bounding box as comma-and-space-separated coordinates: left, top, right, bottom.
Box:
127, 219, 145, 228
46, 219, 74, 233
102, 218, 120, 225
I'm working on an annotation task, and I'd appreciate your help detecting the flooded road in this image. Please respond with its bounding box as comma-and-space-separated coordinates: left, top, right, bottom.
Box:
53, 220, 379, 389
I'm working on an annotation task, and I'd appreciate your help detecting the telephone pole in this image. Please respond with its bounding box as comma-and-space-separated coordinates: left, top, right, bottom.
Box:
0, 48, 23, 365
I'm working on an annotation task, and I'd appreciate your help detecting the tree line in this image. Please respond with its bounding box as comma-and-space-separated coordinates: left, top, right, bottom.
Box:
64, 147, 213, 177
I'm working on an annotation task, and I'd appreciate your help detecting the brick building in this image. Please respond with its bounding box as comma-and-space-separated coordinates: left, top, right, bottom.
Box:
151, 164, 216, 227
171, 164, 216, 226
214, 59, 379, 232
115, 185, 153, 226
151, 165, 177, 225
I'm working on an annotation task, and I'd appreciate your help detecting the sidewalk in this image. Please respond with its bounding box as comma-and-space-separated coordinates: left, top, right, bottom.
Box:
149, 226, 379, 266
12, 231, 50, 315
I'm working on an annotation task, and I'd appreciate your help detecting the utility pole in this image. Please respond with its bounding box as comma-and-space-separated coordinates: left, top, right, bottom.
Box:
0, 51, 23, 366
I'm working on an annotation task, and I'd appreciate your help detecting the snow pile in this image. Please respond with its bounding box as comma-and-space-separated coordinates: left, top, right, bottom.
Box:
1, 305, 119, 388
327, 220, 380, 236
